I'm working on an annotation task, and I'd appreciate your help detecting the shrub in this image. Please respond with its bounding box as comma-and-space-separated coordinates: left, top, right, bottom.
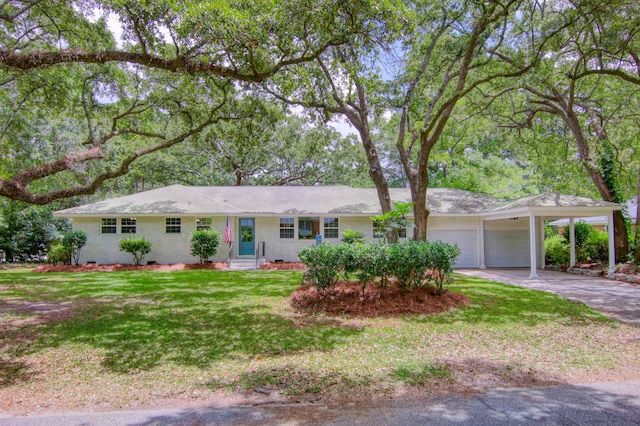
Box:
48, 243, 71, 265
297, 240, 460, 295
562, 221, 592, 248
583, 228, 609, 262
545, 235, 569, 265
189, 229, 221, 263
62, 230, 87, 266
341, 229, 365, 244
298, 243, 342, 291
118, 235, 152, 265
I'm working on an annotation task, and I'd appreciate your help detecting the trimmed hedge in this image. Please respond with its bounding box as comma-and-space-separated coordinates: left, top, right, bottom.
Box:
298, 240, 460, 295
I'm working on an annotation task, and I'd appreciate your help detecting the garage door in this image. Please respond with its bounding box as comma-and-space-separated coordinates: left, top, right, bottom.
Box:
484, 230, 530, 267
428, 230, 477, 268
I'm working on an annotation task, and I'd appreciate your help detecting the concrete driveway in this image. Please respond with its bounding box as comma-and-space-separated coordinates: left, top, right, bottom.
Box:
457, 269, 640, 325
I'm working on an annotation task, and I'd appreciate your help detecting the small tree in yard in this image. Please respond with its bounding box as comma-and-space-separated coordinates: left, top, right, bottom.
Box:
119, 235, 152, 265
190, 229, 221, 264
62, 230, 87, 266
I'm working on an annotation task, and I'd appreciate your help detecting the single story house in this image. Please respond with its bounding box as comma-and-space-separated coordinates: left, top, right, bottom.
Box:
54, 185, 622, 277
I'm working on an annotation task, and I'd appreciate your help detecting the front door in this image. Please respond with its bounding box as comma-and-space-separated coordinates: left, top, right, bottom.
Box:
238, 218, 255, 256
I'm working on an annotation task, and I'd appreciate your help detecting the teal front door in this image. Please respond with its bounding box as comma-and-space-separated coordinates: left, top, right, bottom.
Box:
238, 218, 255, 256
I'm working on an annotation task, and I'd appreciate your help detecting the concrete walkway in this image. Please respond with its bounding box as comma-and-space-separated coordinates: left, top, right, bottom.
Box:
457, 269, 640, 325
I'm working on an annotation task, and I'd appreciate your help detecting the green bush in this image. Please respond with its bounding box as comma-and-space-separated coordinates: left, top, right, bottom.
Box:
341, 229, 365, 244
583, 228, 609, 262
48, 243, 71, 265
298, 243, 342, 291
62, 230, 87, 266
562, 221, 591, 247
298, 240, 460, 295
118, 235, 152, 265
189, 229, 221, 263
545, 234, 569, 265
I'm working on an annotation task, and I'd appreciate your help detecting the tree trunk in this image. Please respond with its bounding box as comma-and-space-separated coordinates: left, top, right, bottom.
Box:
564, 109, 628, 261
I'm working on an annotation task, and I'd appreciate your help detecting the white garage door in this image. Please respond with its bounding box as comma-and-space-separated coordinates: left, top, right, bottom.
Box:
485, 230, 530, 267
428, 230, 477, 268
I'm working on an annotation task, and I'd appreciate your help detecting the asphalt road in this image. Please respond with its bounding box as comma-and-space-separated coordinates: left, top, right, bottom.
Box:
2, 380, 639, 425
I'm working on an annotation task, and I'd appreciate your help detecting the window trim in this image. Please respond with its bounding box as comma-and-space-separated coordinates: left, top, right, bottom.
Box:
196, 217, 212, 231
323, 217, 339, 239
279, 217, 295, 239
101, 218, 117, 234
165, 217, 182, 234
120, 217, 137, 234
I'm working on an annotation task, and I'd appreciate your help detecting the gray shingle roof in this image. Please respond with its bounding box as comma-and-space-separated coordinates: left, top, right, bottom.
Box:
53, 185, 620, 217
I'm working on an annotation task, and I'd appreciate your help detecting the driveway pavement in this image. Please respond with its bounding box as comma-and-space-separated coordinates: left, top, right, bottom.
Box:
2, 380, 640, 425
457, 269, 640, 325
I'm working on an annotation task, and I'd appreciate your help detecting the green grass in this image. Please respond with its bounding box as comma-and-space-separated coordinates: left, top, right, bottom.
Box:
0, 268, 636, 407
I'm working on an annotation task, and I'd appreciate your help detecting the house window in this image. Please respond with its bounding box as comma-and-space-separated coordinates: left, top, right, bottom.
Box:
196, 218, 211, 231
372, 221, 406, 239
165, 217, 181, 234
298, 217, 320, 239
121, 218, 137, 234
279, 218, 294, 239
324, 217, 339, 239
101, 218, 117, 234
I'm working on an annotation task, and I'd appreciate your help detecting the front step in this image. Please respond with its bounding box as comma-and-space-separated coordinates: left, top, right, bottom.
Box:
229, 258, 263, 270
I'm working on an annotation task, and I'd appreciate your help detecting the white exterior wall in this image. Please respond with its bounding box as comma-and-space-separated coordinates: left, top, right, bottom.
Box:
73, 214, 483, 266
74, 216, 231, 265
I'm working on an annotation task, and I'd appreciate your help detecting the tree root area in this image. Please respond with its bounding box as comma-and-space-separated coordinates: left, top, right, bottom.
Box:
289, 280, 469, 317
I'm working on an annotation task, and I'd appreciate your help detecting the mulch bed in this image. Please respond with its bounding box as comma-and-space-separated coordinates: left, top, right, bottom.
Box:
32, 262, 230, 273
260, 262, 307, 270
289, 280, 469, 317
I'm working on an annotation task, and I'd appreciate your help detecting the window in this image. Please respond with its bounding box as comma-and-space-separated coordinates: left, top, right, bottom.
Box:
196, 218, 211, 231
372, 221, 407, 239
121, 218, 137, 234
298, 217, 320, 239
279, 218, 294, 239
165, 217, 181, 234
101, 218, 117, 234
324, 217, 339, 239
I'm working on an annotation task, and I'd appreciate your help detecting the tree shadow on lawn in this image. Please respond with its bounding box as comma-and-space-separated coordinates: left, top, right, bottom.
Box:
406, 275, 613, 326
2, 300, 362, 376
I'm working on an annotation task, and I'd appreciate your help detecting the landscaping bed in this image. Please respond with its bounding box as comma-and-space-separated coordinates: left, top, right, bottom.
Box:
290, 280, 469, 317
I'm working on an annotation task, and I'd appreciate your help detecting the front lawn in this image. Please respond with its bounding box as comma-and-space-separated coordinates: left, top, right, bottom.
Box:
0, 269, 639, 413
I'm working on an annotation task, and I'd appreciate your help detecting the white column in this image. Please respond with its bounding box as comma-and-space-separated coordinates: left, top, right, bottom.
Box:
569, 218, 576, 267
539, 217, 546, 270
529, 214, 537, 278
479, 219, 486, 269
608, 211, 615, 275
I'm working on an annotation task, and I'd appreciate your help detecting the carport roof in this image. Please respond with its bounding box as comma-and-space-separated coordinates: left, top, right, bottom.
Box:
53, 185, 620, 217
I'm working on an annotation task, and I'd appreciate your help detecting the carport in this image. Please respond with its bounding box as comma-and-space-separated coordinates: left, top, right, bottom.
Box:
478, 193, 622, 278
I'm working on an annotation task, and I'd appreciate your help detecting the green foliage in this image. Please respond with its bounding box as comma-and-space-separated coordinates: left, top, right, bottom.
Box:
370, 202, 413, 243
189, 229, 221, 264
341, 229, 365, 244
544, 235, 569, 266
47, 243, 71, 265
583, 229, 609, 263
118, 235, 152, 266
298, 243, 342, 290
562, 221, 592, 248
298, 240, 460, 295
0, 201, 70, 262
62, 230, 87, 266
553, 222, 610, 264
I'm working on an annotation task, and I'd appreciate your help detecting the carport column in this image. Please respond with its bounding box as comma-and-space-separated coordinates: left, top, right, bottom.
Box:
529, 214, 537, 278
569, 218, 576, 267
608, 210, 615, 275
479, 219, 486, 269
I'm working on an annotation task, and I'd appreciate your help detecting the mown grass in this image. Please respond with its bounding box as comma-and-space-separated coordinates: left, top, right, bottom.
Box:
0, 268, 638, 410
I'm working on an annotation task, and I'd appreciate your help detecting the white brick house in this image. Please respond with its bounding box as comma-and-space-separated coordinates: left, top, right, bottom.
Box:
54, 185, 622, 277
